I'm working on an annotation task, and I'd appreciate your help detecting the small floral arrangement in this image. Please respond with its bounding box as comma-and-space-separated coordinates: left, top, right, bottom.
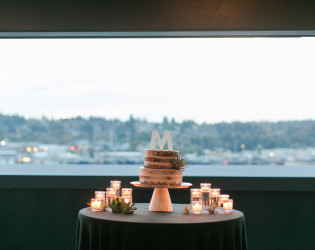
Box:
183, 204, 191, 214
171, 155, 191, 171
109, 198, 137, 214
207, 204, 217, 214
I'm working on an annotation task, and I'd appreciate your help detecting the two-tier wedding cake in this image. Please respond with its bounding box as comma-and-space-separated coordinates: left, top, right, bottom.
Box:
139, 130, 183, 186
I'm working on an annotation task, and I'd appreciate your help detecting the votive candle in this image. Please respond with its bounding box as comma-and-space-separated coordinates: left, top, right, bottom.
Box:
121, 196, 132, 204
91, 198, 102, 211
110, 180, 121, 189
223, 199, 233, 211
95, 191, 106, 201
106, 188, 116, 197
121, 188, 132, 197
200, 183, 211, 192
200, 184, 211, 212
106, 188, 117, 205
210, 188, 221, 197
110, 180, 121, 196
218, 194, 230, 207
191, 200, 202, 214
191, 189, 201, 198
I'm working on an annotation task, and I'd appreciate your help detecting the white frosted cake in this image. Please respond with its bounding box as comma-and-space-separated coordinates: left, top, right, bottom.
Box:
139, 149, 183, 186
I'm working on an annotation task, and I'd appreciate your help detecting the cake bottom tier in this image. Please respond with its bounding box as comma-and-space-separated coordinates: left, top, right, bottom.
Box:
139, 167, 183, 186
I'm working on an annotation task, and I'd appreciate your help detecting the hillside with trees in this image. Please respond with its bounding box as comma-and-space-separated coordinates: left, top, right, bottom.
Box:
0, 113, 314, 154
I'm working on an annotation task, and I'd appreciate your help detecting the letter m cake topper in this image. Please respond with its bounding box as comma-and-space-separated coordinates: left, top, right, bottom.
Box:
150, 130, 173, 151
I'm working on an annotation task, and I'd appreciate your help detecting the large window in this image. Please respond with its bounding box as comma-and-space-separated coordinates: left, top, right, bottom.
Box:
0, 38, 314, 166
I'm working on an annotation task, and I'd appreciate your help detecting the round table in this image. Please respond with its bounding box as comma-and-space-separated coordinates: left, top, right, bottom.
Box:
76, 203, 248, 250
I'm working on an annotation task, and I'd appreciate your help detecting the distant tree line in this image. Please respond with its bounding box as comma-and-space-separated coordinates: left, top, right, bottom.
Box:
0, 113, 314, 153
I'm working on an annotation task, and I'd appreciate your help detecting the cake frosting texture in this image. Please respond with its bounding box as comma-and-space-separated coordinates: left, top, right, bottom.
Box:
144, 149, 179, 169
139, 149, 182, 186
139, 167, 182, 186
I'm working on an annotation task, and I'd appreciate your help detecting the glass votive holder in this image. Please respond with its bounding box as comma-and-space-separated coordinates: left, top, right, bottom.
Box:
121, 196, 132, 204
110, 180, 121, 189
210, 196, 220, 208
106, 188, 116, 197
106, 188, 117, 205
106, 196, 116, 206
95, 191, 106, 201
210, 188, 221, 197
201, 190, 210, 212
90, 198, 102, 211
191, 200, 202, 214
218, 194, 230, 207
95, 191, 106, 208
190, 188, 201, 201
221, 199, 233, 214
110, 180, 121, 196
200, 183, 211, 192
121, 188, 132, 197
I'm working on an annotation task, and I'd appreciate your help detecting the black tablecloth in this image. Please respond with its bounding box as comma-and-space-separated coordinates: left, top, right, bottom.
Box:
76, 203, 247, 250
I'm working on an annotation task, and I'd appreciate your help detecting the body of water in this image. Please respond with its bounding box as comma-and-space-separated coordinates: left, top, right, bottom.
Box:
0, 164, 314, 177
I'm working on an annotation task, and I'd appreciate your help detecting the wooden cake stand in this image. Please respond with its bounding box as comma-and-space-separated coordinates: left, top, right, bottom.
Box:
131, 181, 192, 212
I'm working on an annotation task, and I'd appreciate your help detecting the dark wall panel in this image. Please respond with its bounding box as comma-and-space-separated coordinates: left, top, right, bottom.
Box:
1, 177, 315, 250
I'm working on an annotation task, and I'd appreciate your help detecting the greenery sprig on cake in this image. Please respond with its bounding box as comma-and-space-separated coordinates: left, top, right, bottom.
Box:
170, 155, 191, 171
109, 198, 137, 214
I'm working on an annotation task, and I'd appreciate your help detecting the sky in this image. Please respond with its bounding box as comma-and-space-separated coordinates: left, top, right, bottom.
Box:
0, 38, 314, 124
